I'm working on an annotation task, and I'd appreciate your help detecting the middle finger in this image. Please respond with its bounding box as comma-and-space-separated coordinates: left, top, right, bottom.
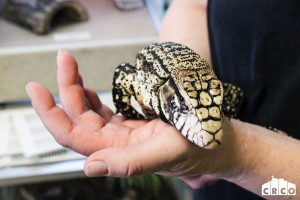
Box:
57, 50, 89, 120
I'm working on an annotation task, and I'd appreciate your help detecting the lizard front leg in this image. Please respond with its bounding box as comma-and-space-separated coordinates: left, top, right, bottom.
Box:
112, 63, 144, 119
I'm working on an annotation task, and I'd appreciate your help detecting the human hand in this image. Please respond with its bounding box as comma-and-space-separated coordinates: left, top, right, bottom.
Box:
26, 50, 238, 179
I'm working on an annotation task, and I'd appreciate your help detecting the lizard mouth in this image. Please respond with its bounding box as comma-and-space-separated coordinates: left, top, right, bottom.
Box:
160, 91, 222, 148
159, 71, 223, 148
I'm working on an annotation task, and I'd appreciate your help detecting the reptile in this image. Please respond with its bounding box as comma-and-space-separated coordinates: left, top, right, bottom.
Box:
112, 42, 243, 149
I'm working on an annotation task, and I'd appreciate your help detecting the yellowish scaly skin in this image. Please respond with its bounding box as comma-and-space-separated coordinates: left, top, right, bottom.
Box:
112, 42, 243, 149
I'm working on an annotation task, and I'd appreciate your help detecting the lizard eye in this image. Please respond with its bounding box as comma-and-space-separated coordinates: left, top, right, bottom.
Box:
179, 95, 185, 103
168, 96, 175, 102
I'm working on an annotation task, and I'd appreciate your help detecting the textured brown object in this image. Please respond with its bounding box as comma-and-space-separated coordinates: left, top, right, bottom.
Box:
2, 0, 88, 34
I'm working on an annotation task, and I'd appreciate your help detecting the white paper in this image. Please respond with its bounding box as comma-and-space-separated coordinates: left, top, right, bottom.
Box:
0, 111, 24, 156
13, 110, 63, 158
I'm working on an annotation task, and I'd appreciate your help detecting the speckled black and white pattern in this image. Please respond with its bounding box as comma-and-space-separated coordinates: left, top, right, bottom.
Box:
112, 42, 243, 148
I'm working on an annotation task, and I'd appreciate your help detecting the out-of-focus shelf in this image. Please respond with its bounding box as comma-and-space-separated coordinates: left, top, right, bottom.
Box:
0, 0, 157, 102
0, 159, 86, 186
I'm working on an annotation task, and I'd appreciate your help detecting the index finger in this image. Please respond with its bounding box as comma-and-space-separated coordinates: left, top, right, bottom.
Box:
26, 82, 73, 145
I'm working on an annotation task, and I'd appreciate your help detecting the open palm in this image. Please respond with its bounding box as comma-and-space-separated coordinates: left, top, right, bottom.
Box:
26, 50, 214, 178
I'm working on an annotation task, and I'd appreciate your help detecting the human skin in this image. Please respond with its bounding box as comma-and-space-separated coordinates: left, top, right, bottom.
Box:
25, 0, 300, 199
26, 50, 300, 200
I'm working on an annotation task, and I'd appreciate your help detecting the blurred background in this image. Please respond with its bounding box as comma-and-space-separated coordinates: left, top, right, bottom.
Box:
0, 0, 192, 199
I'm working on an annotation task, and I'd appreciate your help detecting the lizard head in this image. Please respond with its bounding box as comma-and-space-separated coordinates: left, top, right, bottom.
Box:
159, 68, 224, 149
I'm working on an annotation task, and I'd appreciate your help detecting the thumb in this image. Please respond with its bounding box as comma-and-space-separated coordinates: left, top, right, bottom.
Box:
84, 147, 163, 177
84, 137, 184, 177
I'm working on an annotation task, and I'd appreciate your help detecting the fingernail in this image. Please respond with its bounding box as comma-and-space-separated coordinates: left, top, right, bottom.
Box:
25, 83, 31, 96
57, 49, 62, 66
86, 161, 108, 177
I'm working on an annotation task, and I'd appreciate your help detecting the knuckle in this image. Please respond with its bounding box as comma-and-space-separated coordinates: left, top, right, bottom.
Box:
55, 138, 69, 148
125, 161, 144, 177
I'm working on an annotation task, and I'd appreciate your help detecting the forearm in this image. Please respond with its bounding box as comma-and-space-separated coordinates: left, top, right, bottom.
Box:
159, 1, 300, 198
158, 0, 211, 64
221, 119, 300, 199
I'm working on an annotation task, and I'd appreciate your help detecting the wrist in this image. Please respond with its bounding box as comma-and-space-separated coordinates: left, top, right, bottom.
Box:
206, 119, 253, 180
221, 120, 300, 197
222, 120, 254, 180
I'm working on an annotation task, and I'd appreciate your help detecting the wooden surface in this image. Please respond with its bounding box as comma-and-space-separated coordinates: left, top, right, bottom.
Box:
2, 0, 88, 34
